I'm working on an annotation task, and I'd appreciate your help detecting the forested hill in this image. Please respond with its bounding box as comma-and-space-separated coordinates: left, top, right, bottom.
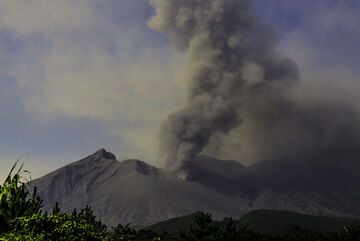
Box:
147, 209, 360, 234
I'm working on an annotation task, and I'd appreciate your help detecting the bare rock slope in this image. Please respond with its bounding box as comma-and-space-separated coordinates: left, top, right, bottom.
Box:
31, 149, 360, 227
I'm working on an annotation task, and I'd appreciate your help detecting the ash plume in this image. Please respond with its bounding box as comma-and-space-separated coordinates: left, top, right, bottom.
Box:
148, 0, 360, 176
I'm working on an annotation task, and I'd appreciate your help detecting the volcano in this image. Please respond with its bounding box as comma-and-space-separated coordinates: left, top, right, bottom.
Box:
31, 149, 360, 228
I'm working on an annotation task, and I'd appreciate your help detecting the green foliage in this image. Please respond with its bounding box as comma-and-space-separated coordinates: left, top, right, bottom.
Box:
328, 225, 360, 241
9, 207, 107, 241
0, 161, 42, 233
182, 213, 221, 241
176, 213, 264, 241
0, 232, 45, 241
106, 224, 160, 241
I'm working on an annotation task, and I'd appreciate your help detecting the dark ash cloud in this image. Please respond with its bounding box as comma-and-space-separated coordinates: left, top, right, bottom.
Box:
148, 0, 360, 177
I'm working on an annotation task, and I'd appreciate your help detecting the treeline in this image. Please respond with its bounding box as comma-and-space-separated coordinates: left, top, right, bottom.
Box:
1, 163, 360, 241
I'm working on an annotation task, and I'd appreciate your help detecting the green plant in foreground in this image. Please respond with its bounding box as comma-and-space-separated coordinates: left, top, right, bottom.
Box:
10, 207, 107, 241
0, 161, 42, 233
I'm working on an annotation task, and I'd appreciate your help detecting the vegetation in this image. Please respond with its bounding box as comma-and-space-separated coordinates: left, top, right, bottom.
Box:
1, 162, 360, 240
239, 209, 360, 233
0, 161, 42, 233
148, 210, 360, 235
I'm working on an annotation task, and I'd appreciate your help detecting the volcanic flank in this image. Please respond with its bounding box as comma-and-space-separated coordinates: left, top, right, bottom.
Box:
31, 149, 245, 227
31, 149, 360, 228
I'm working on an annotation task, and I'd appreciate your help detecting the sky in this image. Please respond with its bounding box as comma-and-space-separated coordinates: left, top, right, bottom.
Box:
0, 0, 359, 180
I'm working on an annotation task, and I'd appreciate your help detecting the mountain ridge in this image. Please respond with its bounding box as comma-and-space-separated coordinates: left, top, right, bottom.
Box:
30, 149, 360, 227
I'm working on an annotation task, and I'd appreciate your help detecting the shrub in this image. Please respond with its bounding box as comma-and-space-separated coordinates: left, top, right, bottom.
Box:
10, 208, 107, 241
0, 161, 42, 233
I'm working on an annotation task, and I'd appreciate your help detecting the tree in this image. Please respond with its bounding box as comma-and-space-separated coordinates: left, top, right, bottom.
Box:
179, 213, 221, 241
0, 161, 42, 233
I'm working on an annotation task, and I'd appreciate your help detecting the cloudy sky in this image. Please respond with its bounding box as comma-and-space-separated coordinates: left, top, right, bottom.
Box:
0, 0, 359, 180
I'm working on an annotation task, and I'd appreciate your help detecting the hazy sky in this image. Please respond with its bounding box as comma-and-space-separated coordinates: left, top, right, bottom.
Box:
0, 0, 359, 180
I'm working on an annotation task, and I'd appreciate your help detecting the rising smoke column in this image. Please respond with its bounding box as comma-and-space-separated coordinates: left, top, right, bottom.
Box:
148, 0, 298, 175
149, 0, 360, 176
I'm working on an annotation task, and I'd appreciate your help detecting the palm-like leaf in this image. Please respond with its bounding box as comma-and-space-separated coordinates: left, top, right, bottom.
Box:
0, 161, 43, 233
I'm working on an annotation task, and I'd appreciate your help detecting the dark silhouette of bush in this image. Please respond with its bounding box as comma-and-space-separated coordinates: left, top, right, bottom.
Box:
0, 161, 42, 233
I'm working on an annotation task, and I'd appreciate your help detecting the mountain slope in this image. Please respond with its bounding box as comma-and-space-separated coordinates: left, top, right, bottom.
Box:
31, 149, 244, 227
187, 155, 360, 218
31, 149, 360, 227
